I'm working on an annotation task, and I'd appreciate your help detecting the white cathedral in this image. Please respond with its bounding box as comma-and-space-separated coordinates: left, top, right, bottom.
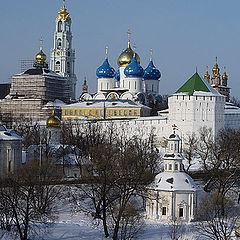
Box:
80, 30, 161, 106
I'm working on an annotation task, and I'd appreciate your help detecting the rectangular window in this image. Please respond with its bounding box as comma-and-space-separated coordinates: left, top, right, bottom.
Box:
162, 207, 166, 215
65, 110, 68, 115
165, 164, 167, 170
79, 110, 82, 115
100, 110, 103, 116
134, 110, 137, 116
114, 110, 117, 116
119, 110, 122, 116
96, 110, 99, 116
129, 110, 132, 116
135, 81, 136, 89
74, 110, 77, 115
124, 110, 127, 116
174, 164, 178, 170
89, 110, 92, 115
169, 164, 172, 170
179, 208, 184, 217
70, 110, 73, 115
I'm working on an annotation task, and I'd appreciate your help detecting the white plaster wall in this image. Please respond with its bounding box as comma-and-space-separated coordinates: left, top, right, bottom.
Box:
97, 78, 114, 92
124, 77, 142, 94
143, 79, 159, 94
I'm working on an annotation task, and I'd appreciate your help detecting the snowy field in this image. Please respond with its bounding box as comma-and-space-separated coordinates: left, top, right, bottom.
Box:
0, 203, 238, 240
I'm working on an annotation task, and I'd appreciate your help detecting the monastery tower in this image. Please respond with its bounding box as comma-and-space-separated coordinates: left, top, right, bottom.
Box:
50, 0, 77, 99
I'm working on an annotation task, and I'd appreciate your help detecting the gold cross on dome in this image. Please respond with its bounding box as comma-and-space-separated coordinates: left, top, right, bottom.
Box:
105, 46, 108, 59
127, 29, 131, 47
40, 38, 43, 50
150, 48, 153, 61
63, 0, 66, 8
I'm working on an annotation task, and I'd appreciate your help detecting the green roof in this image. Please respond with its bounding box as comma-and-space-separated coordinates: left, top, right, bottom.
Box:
175, 72, 210, 95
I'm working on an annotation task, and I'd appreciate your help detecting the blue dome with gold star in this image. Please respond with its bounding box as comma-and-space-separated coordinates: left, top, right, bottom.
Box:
96, 58, 115, 78
115, 69, 120, 81
124, 56, 144, 78
143, 60, 161, 80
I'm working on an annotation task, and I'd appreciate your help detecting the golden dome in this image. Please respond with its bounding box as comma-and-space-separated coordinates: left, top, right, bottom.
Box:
35, 38, 47, 63
47, 110, 61, 128
117, 29, 140, 67
222, 67, 228, 80
35, 50, 47, 63
56, 0, 71, 21
204, 66, 210, 81
212, 56, 220, 75
117, 45, 140, 67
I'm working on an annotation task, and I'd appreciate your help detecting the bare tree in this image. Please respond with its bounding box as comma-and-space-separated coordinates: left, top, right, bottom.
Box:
195, 192, 239, 240
0, 161, 61, 240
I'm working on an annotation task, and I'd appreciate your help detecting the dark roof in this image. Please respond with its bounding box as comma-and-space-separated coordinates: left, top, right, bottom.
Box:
23, 68, 50, 75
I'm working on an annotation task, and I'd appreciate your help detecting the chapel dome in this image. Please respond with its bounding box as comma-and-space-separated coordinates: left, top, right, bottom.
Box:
117, 45, 140, 67
35, 50, 47, 63
124, 56, 144, 78
47, 110, 61, 128
143, 60, 161, 80
153, 172, 199, 191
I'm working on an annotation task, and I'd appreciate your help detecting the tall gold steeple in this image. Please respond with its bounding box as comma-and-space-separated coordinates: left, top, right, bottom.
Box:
204, 66, 210, 83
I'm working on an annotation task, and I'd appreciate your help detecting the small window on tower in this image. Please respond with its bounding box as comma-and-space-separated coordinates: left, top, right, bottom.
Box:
57, 39, 62, 49
162, 207, 166, 215
58, 21, 62, 32
56, 61, 60, 73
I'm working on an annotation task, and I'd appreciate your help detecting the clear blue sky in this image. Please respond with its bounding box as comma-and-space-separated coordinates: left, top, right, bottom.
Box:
1, 0, 240, 98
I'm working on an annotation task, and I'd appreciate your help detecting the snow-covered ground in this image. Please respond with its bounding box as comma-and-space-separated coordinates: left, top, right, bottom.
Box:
0, 203, 238, 240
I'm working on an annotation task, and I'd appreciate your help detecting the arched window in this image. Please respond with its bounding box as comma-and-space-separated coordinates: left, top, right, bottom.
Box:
66, 39, 69, 49
57, 38, 62, 49
58, 21, 62, 32
56, 61, 60, 73
67, 62, 70, 73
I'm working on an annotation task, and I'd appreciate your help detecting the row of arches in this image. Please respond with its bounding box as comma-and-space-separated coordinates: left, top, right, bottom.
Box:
57, 21, 70, 32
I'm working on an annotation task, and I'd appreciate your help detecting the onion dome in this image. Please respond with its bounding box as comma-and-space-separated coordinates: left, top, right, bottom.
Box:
56, 0, 71, 21
212, 56, 220, 76
124, 55, 144, 78
204, 66, 210, 83
143, 49, 161, 80
35, 39, 47, 63
117, 29, 140, 67
222, 67, 228, 80
47, 110, 61, 128
115, 69, 120, 81
96, 47, 115, 78
33, 38, 48, 69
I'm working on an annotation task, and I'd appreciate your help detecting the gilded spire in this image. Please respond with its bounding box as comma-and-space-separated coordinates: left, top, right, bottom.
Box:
57, 0, 70, 20
150, 48, 153, 61
204, 66, 210, 83
40, 37, 43, 51
222, 66, 228, 80
133, 44, 136, 57
127, 29, 131, 48
105, 46, 108, 59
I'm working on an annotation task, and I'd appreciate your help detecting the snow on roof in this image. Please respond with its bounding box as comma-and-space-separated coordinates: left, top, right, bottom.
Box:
151, 172, 199, 191
44, 99, 67, 107
225, 102, 240, 114
0, 126, 22, 141
63, 100, 151, 110
163, 153, 183, 161
135, 116, 167, 121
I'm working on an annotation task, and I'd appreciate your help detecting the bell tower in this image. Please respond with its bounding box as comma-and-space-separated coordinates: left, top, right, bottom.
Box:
50, 0, 77, 100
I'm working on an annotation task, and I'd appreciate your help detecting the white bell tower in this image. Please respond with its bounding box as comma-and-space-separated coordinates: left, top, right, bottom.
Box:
50, 0, 77, 100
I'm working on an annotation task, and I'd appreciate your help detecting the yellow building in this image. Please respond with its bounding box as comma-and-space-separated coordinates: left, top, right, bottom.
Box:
62, 100, 151, 121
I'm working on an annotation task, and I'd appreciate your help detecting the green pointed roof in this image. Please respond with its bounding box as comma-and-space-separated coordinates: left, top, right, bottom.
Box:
175, 72, 211, 95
